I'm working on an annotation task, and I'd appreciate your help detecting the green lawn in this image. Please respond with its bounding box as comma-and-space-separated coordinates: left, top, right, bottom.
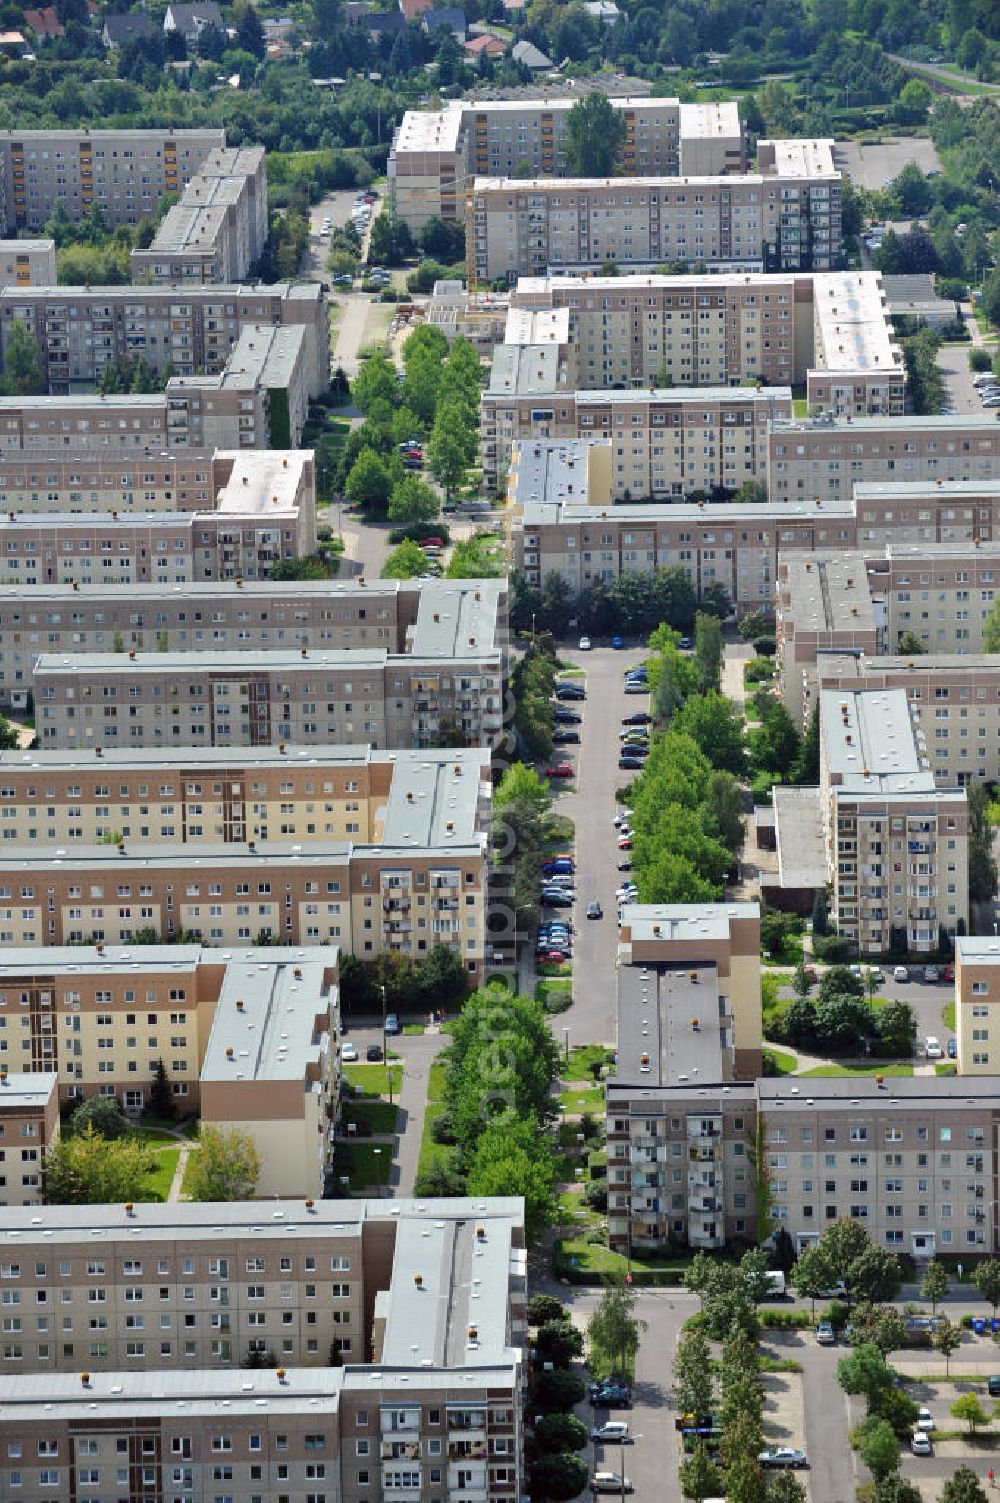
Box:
143, 1147, 180, 1202
935, 1062, 958, 1076
536, 978, 572, 1014
799, 1062, 913, 1078
943, 1000, 956, 1031
537, 961, 572, 978
343, 1063, 403, 1097
403, 1022, 425, 1036
764, 1048, 798, 1075
555, 1237, 690, 1278
558, 1083, 605, 1113
343, 1099, 399, 1135
132, 1125, 184, 1148
416, 1058, 454, 1181
563, 1044, 614, 1082
142, 1114, 199, 1139
340, 1141, 393, 1192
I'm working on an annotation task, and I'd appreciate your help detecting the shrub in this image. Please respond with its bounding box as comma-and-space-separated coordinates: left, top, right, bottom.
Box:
813, 933, 854, 963
969, 347, 993, 372
528, 1293, 568, 1327
754, 635, 776, 656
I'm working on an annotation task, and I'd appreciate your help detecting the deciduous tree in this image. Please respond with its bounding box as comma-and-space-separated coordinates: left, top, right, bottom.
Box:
44, 1124, 156, 1205
186, 1125, 260, 1201
565, 92, 625, 176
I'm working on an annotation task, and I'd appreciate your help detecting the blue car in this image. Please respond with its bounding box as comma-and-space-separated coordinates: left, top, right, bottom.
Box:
611, 635, 624, 649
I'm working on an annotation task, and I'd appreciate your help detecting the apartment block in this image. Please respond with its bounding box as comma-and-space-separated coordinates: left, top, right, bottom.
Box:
0, 449, 221, 516
0, 1070, 58, 1206
0, 751, 490, 972
503, 269, 902, 414
0, 944, 338, 1190
0, 238, 55, 285
768, 414, 1000, 504
483, 381, 791, 492
165, 323, 311, 448
0, 280, 330, 398
815, 686, 968, 953
33, 594, 505, 752
0, 128, 223, 233
0, 575, 505, 713
469, 139, 840, 283
0, 1196, 526, 1391
509, 439, 1000, 612
0, 448, 316, 591
776, 553, 881, 724
131, 145, 268, 284
955, 937, 1000, 1075
389, 95, 744, 231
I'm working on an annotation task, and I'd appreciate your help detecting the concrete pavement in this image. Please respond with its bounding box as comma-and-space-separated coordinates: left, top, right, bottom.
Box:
341, 1020, 445, 1197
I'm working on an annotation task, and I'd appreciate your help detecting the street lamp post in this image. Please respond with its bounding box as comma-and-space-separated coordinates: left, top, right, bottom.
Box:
380, 984, 388, 1067
373, 1147, 384, 1198
563, 1026, 570, 1066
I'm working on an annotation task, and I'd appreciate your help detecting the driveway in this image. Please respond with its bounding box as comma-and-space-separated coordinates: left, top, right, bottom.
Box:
937, 339, 982, 415
544, 643, 648, 1047
341, 1021, 445, 1196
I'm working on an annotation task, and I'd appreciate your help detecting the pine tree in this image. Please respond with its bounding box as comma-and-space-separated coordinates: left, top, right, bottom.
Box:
149, 1058, 175, 1121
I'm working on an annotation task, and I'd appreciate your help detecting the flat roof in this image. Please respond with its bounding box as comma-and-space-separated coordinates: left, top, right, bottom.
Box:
380, 751, 488, 849
772, 784, 827, 889
780, 553, 875, 631
812, 271, 901, 374
0, 839, 482, 872
621, 902, 758, 943
0, 127, 222, 142
616, 962, 728, 1088
512, 270, 800, 297
33, 646, 496, 675
487, 342, 564, 397
381, 1214, 519, 1368
409, 579, 505, 656
474, 171, 776, 192
0, 239, 54, 253
393, 103, 465, 154
772, 413, 1000, 436
503, 305, 569, 348
0, 1071, 57, 1109
759, 137, 837, 178
957, 938, 1000, 964
201, 949, 335, 1084
519, 488, 854, 526
0, 744, 477, 774
678, 99, 741, 140
214, 445, 310, 514
863, 653, 1000, 674
760, 1075, 1000, 1108
0, 281, 318, 302
821, 685, 931, 790
0, 392, 166, 413
854, 479, 1000, 500
510, 439, 604, 506
0, 1367, 344, 1422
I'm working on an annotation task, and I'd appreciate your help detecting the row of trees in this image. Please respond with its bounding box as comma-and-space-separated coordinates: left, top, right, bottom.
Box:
511, 642, 558, 763
415, 983, 560, 1240
494, 761, 555, 936
772, 964, 917, 1057
338, 944, 470, 1016
511, 565, 725, 641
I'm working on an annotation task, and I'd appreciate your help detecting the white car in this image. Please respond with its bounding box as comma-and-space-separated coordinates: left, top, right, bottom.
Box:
614, 811, 632, 829
916, 1407, 935, 1432
340, 1041, 358, 1062
893, 965, 909, 981
924, 1036, 943, 1059
590, 1422, 632, 1444
911, 1432, 933, 1456
578, 636, 592, 651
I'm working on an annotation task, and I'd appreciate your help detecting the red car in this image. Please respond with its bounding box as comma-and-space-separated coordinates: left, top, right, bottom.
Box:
418, 537, 444, 549
545, 762, 574, 778
943, 964, 954, 982
540, 950, 568, 964
617, 836, 633, 850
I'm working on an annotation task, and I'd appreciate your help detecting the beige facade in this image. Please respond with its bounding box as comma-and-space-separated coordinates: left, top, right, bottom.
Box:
0, 944, 338, 1152
0, 746, 491, 975
769, 414, 1000, 503
0, 128, 223, 233
389, 96, 744, 231
955, 939, 1000, 1075
0, 1071, 58, 1207
131, 145, 268, 284
0, 238, 55, 285
0, 448, 220, 513
0, 575, 505, 713
484, 383, 791, 493
819, 687, 968, 953
470, 139, 840, 282
0, 281, 330, 398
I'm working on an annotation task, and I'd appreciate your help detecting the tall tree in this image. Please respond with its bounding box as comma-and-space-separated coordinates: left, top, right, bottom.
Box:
673, 1329, 713, 1419
920, 1260, 949, 1314
968, 783, 998, 904
186, 1125, 260, 1201
564, 92, 626, 177
694, 611, 723, 691
586, 1277, 647, 1380
44, 1124, 156, 1205
940, 1466, 988, 1503
0, 322, 45, 397
974, 1258, 1000, 1314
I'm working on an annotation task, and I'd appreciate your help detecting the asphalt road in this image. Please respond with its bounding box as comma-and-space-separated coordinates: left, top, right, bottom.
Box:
937, 338, 983, 415
542, 643, 649, 1047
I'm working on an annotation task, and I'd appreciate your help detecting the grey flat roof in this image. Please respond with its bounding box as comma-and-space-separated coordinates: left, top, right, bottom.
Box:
409, 580, 505, 655
760, 1076, 1000, 1108
781, 553, 875, 631
487, 343, 564, 397
854, 479, 1000, 499
0, 281, 319, 301
616, 962, 728, 1088
0, 1195, 524, 1247
0, 1071, 57, 1108
511, 439, 606, 506
621, 902, 757, 944
957, 937, 1000, 963
772, 413, 1000, 435
201, 949, 336, 1084
0, 839, 482, 872
35, 648, 388, 674
0, 744, 476, 774
0, 577, 416, 606
821, 685, 932, 791
380, 753, 489, 849
772, 784, 827, 890
0, 1367, 344, 1421
866, 653, 1000, 673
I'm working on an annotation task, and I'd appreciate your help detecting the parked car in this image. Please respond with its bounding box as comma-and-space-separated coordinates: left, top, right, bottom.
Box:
589, 1381, 632, 1406
578, 636, 592, 651
619, 757, 645, 770
542, 858, 574, 875
366, 1044, 383, 1062
611, 636, 624, 649
384, 1013, 401, 1035
923, 965, 940, 983
592, 1473, 633, 1494
554, 707, 583, 724
948, 1037, 957, 1059
340, 1041, 358, 1062
816, 1321, 836, 1345
943, 963, 955, 982
539, 949, 568, 965
678, 636, 692, 650
553, 730, 581, 745
417, 536, 444, 549
893, 965, 909, 982
911, 1433, 933, 1457
541, 890, 573, 909
614, 811, 633, 828
868, 966, 884, 984
924, 1036, 943, 1059
617, 859, 632, 871
916, 1408, 935, 1432
586, 901, 603, 920
591, 1422, 632, 1444
622, 712, 652, 725
988, 1375, 1000, 1397
618, 836, 634, 849
624, 682, 648, 695
545, 762, 575, 778
555, 684, 586, 701
759, 1449, 807, 1470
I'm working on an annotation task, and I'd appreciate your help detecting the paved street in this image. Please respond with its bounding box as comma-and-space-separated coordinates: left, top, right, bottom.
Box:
938, 338, 982, 414
543, 643, 649, 1046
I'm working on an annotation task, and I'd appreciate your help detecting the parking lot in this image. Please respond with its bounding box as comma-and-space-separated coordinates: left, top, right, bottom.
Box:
938, 336, 987, 415
833, 136, 941, 190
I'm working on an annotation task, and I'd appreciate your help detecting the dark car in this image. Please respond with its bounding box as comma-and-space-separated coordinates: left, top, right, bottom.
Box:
542, 858, 574, 875
590, 1382, 632, 1407
988, 1375, 1000, 1397
622, 712, 652, 725
555, 684, 586, 701
947, 1037, 957, 1059
586, 901, 603, 920
619, 756, 645, 770
611, 635, 624, 649
541, 890, 573, 909
366, 1044, 383, 1062
678, 636, 692, 650
553, 730, 581, 744
554, 707, 582, 724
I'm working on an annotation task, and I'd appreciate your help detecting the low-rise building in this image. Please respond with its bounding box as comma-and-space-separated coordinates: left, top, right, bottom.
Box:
0, 1070, 58, 1207
131, 145, 268, 285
